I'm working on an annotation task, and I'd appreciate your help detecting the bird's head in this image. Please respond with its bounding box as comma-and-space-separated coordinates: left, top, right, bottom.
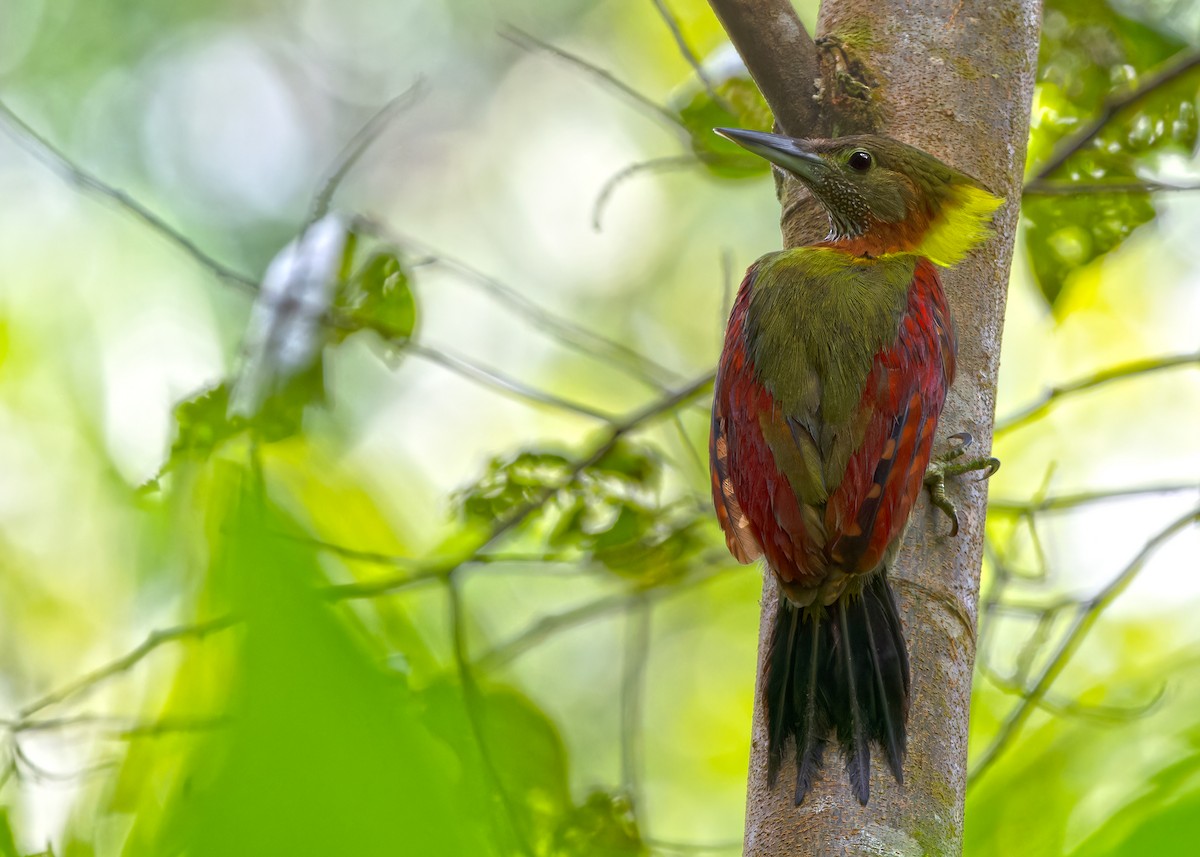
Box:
715, 128, 1004, 265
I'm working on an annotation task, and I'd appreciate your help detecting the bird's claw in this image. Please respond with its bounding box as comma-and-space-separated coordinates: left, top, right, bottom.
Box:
924, 433, 1001, 537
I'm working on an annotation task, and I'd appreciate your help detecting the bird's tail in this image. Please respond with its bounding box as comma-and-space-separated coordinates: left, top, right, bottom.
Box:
764, 572, 910, 806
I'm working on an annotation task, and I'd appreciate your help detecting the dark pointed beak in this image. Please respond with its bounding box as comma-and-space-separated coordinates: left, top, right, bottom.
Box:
714, 128, 826, 182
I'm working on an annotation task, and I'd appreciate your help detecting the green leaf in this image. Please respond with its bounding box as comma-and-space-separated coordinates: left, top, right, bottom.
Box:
1068, 746, 1200, 857
675, 76, 773, 179
160, 365, 325, 478
1024, 0, 1200, 308
167, 383, 244, 462
0, 811, 19, 857
1023, 187, 1155, 306
548, 496, 588, 549
337, 252, 417, 343
454, 449, 572, 523
423, 681, 574, 853
551, 791, 647, 857
129, 468, 500, 857
588, 441, 661, 490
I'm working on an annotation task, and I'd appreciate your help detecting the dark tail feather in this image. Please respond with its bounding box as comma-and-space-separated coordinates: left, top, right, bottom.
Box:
835, 596, 872, 804
765, 598, 828, 797
763, 573, 910, 806
861, 575, 910, 781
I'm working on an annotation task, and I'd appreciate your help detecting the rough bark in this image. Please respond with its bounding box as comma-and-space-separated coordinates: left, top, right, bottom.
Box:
708, 1, 1043, 854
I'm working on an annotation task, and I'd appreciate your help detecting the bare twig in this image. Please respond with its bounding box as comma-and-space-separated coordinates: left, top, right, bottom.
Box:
995, 352, 1200, 435
969, 507, 1200, 786
651, 0, 731, 113
446, 576, 536, 856
410, 342, 618, 423
719, 248, 735, 328
501, 27, 686, 133
1030, 48, 1200, 182
978, 662, 1165, 724
1023, 178, 1200, 196
476, 563, 731, 671
18, 616, 239, 721
355, 219, 683, 389
593, 156, 696, 231
309, 79, 425, 224
703, 0, 820, 136
0, 98, 258, 293
12, 372, 716, 754
990, 483, 1200, 514
322, 565, 453, 601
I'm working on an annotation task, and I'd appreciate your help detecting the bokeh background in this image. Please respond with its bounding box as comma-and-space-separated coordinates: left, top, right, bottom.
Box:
0, 0, 1198, 854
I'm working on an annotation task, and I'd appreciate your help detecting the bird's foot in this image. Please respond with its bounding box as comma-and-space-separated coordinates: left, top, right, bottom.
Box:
923, 432, 1001, 537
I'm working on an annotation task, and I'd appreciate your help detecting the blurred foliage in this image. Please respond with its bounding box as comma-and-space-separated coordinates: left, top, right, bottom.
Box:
1024, 0, 1200, 307
334, 247, 418, 345
0, 1, 1198, 857
456, 441, 707, 582
674, 70, 774, 179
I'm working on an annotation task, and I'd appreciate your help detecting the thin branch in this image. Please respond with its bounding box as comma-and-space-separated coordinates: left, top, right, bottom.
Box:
978, 662, 1165, 724
989, 483, 1200, 514
309, 78, 425, 224
501, 27, 686, 133
620, 596, 652, 804
0, 97, 258, 293
704, 0, 820, 137
300, 534, 589, 572
651, 0, 731, 113
446, 576, 536, 856
322, 565, 452, 601
410, 342, 619, 423
1023, 178, 1200, 196
1030, 48, 1200, 182
670, 411, 708, 484
355, 218, 683, 389
13, 374, 715, 744
476, 563, 731, 671
593, 156, 696, 231
3, 713, 229, 739
0, 757, 15, 795
465, 370, 715, 563
969, 508, 1200, 786
994, 352, 1200, 435
719, 248, 734, 328
18, 616, 238, 721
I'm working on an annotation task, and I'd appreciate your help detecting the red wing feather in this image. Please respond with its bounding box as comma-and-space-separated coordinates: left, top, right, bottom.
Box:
710, 270, 763, 565
711, 258, 955, 585
825, 259, 955, 573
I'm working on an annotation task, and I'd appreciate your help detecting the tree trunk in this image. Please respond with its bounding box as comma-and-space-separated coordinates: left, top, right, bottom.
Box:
707, 1, 1043, 854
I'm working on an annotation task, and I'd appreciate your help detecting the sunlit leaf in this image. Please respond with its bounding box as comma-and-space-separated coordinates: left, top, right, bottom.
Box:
124, 466, 500, 857
1068, 746, 1200, 857
454, 449, 572, 523
336, 252, 417, 344
160, 367, 325, 477
589, 440, 661, 490
1024, 0, 1200, 308
1023, 187, 1155, 306
168, 384, 244, 463
0, 812, 19, 857
551, 791, 647, 857
676, 77, 773, 179
671, 44, 773, 180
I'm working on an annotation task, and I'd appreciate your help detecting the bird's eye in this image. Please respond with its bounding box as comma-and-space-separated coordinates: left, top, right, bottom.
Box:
847, 150, 873, 171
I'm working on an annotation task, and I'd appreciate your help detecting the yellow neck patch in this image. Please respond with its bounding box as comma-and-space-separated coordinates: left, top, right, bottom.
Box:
916, 184, 1005, 267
